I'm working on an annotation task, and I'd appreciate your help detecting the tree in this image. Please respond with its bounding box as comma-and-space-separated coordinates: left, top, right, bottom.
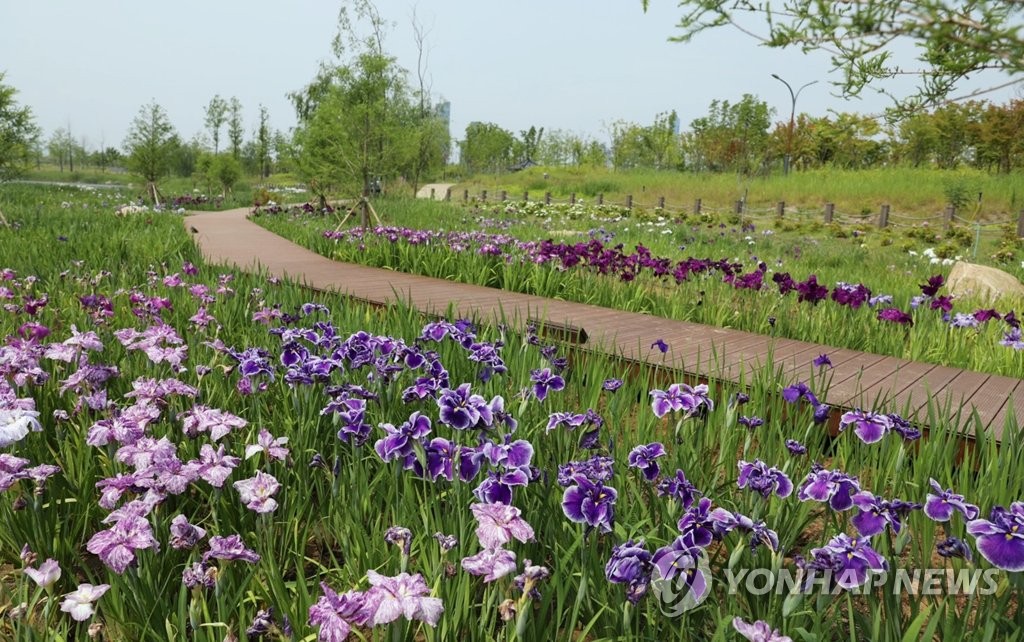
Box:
47, 127, 74, 172
514, 126, 545, 164
227, 97, 244, 159
459, 122, 514, 174
255, 104, 271, 178
686, 95, 773, 173
290, 1, 420, 214
647, 1, 1024, 113
123, 101, 177, 205
204, 95, 228, 155
0, 73, 39, 225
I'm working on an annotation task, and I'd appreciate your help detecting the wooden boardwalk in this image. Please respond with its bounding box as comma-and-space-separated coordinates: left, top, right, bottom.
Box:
187, 208, 1024, 441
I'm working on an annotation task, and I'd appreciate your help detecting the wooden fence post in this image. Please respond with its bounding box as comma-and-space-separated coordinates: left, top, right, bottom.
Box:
734, 200, 743, 214
444, 187, 451, 201
1017, 209, 1024, 238
878, 204, 890, 228
658, 196, 665, 209
597, 193, 604, 205
693, 198, 702, 215
776, 201, 786, 218
944, 205, 955, 231
626, 194, 633, 209
462, 189, 469, 202
545, 192, 552, 205
523, 191, 528, 203
824, 203, 834, 223
500, 190, 507, 202
570, 193, 576, 205
429, 188, 435, 200
481, 190, 488, 202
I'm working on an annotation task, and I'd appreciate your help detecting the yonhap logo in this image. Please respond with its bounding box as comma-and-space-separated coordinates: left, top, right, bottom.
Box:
650, 546, 713, 616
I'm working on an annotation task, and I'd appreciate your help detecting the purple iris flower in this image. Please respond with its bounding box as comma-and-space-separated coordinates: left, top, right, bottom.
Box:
473, 469, 530, 504
470, 502, 535, 548
813, 353, 832, 369
562, 474, 617, 533
737, 415, 764, 430
838, 409, 893, 444
797, 466, 861, 511
709, 508, 780, 552
308, 582, 370, 641
86, 515, 160, 574
657, 469, 702, 509
920, 274, 944, 297
169, 514, 207, 550
737, 460, 793, 499
605, 539, 653, 604
362, 570, 444, 627
461, 547, 518, 582
936, 536, 973, 562
649, 383, 713, 419
924, 479, 980, 522
781, 381, 819, 407
437, 383, 493, 430
557, 455, 614, 486
602, 378, 623, 392
676, 497, 717, 548
878, 308, 914, 325
547, 412, 587, 432
733, 617, 792, 642
651, 537, 709, 602
529, 368, 565, 402
203, 534, 261, 564
375, 412, 432, 463
888, 413, 922, 441
627, 442, 666, 481
785, 439, 807, 455
651, 339, 669, 353
804, 533, 888, 590
851, 491, 922, 536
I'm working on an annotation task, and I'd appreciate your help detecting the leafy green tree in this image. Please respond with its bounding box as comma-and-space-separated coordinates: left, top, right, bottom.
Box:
204, 95, 228, 155
460, 122, 514, 174
648, 0, 1024, 112
228, 97, 244, 160
686, 95, 773, 173
891, 113, 938, 167
291, 2, 420, 211
930, 101, 983, 168
514, 126, 545, 164
0, 73, 38, 225
255, 104, 271, 178
47, 127, 74, 172
123, 100, 178, 204
974, 100, 1024, 173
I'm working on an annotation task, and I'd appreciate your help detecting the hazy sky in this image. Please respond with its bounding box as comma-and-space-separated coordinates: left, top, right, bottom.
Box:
1, 0, 1019, 151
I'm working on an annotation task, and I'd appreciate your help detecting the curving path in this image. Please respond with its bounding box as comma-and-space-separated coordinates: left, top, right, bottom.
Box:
186, 207, 1024, 441
416, 183, 456, 200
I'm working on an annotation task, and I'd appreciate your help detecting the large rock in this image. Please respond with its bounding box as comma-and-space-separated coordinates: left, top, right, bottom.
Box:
946, 262, 1024, 304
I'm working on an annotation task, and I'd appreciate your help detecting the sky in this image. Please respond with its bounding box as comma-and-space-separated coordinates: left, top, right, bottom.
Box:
1, 0, 1020, 152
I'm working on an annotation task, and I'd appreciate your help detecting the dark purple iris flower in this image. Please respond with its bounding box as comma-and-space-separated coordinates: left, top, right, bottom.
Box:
474, 469, 531, 504
737, 415, 763, 430
781, 381, 819, 406
877, 308, 913, 325
925, 479, 980, 522
785, 439, 807, 455
529, 368, 565, 402
966, 505, 1024, 569
651, 339, 669, 353
602, 378, 623, 392
557, 455, 614, 487
737, 460, 793, 499
839, 409, 893, 444
437, 383, 493, 430
627, 442, 666, 481
797, 466, 861, 511
804, 533, 888, 590
374, 412, 432, 463
850, 492, 922, 536
930, 295, 954, 313
813, 353, 832, 369
795, 275, 828, 304
605, 539, 653, 604
562, 474, 617, 533
831, 282, 871, 309
656, 469, 702, 509
676, 497, 717, 548
920, 274, 944, 297
936, 536, 973, 562
651, 537, 709, 602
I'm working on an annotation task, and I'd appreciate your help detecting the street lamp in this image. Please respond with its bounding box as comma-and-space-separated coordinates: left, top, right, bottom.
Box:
771, 73, 818, 176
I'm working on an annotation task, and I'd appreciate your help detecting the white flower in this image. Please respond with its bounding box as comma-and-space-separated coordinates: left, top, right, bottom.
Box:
61, 583, 110, 621
908, 250, 918, 256
930, 258, 941, 264
0, 409, 42, 448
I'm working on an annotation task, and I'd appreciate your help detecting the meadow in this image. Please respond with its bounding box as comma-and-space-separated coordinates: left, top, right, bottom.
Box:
254, 196, 1024, 378
0, 183, 1022, 642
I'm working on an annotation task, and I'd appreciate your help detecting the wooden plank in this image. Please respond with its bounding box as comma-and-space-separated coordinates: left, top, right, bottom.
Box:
981, 379, 1024, 441
824, 357, 907, 407
839, 360, 940, 409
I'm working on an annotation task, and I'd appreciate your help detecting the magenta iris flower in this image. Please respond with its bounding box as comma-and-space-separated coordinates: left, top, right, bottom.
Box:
924, 478, 980, 522
244, 428, 290, 462
169, 514, 207, 549
362, 570, 444, 627
86, 515, 160, 574
562, 474, 617, 532
737, 460, 793, 499
877, 307, 913, 325
308, 582, 369, 642
203, 534, 260, 564
733, 617, 792, 642
627, 442, 666, 481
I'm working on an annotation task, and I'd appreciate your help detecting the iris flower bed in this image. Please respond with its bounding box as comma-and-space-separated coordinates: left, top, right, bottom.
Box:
254, 204, 1024, 377
0, 185, 1022, 641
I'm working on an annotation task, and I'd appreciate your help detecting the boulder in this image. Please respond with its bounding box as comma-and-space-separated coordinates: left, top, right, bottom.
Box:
946, 262, 1024, 304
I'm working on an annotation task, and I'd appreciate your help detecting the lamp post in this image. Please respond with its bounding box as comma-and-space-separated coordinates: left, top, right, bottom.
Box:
771, 73, 818, 176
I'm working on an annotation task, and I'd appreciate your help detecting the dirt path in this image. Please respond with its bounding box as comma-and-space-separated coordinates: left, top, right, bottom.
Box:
415, 183, 455, 200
